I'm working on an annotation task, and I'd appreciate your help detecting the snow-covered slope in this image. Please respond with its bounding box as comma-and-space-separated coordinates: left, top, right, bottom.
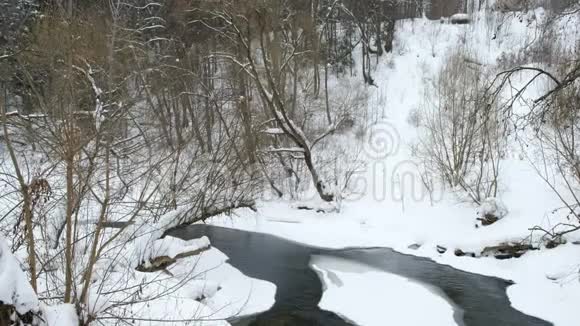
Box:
209, 6, 580, 326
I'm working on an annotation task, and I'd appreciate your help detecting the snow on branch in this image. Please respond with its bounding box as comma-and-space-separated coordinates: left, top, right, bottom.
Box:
72, 62, 104, 130
4, 111, 47, 120
265, 147, 306, 154
261, 128, 285, 135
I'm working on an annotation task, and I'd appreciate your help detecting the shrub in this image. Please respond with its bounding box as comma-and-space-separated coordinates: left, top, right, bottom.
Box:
417, 49, 505, 204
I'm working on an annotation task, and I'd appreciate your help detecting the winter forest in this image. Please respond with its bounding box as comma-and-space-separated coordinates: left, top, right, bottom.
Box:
0, 0, 579, 325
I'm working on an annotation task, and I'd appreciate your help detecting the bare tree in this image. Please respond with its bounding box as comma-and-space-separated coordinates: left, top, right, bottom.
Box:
193, 0, 363, 202
418, 49, 504, 204
483, 7, 579, 239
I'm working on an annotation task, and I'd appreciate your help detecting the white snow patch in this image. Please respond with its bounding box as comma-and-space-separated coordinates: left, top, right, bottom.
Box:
0, 236, 40, 315
262, 128, 285, 135
478, 197, 509, 220
450, 13, 470, 23
311, 255, 457, 326
43, 304, 79, 326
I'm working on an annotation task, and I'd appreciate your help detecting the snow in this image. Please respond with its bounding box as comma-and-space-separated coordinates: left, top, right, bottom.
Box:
86, 226, 276, 325
207, 7, 580, 326
450, 13, 470, 23
106, 246, 275, 325
477, 197, 509, 222
29, 203, 277, 325
266, 146, 305, 153
0, 235, 39, 315
186, 280, 221, 300
262, 127, 285, 135
311, 255, 457, 326
198, 249, 276, 319
43, 304, 79, 326
507, 244, 580, 326
0, 235, 79, 326
450, 13, 470, 20
1, 4, 579, 326
86, 290, 111, 316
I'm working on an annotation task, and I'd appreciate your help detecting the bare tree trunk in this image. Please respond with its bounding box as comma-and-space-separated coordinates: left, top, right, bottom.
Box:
1, 88, 37, 292
79, 138, 111, 311
64, 150, 74, 303
311, 0, 321, 97
324, 58, 332, 125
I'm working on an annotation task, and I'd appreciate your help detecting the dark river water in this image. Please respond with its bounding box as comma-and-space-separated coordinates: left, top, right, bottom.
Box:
170, 225, 551, 326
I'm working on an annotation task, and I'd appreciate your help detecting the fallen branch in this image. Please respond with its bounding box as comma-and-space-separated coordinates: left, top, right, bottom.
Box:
135, 244, 211, 273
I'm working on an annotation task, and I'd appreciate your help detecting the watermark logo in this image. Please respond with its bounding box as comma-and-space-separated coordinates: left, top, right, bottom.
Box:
362, 121, 401, 160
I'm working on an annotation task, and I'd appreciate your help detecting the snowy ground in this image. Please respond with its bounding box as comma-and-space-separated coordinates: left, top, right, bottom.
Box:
118, 245, 276, 325
87, 226, 277, 326
0, 234, 79, 326
208, 7, 580, 326
2, 224, 276, 326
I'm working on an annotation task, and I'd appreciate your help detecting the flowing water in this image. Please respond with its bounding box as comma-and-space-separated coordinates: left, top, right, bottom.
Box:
170, 225, 551, 326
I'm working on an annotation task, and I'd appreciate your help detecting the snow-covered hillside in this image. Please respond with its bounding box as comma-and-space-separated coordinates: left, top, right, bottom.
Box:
208, 6, 580, 326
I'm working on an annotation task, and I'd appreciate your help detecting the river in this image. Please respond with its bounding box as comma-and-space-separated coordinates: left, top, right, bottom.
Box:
169, 225, 551, 326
